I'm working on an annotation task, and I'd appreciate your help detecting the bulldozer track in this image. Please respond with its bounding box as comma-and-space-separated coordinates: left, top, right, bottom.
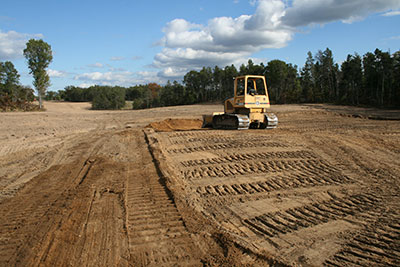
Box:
169, 141, 287, 154
183, 159, 344, 180
125, 131, 202, 266
151, 112, 400, 266
324, 215, 400, 267
244, 193, 380, 239
195, 171, 352, 197
171, 136, 277, 145
180, 150, 317, 167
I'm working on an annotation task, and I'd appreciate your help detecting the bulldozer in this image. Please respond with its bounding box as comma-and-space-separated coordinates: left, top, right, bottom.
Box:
202, 75, 278, 130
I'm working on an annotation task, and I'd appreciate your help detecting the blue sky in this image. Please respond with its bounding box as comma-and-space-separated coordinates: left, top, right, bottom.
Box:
1, 0, 399, 91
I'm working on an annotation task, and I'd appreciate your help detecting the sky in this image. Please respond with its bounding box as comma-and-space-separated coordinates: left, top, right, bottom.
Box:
1, 0, 400, 91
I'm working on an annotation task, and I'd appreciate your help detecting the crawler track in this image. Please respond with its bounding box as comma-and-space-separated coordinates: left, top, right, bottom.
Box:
126, 131, 202, 266
325, 216, 400, 267
150, 112, 400, 266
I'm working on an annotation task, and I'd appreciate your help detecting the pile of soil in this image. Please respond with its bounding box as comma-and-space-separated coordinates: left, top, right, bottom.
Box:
146, 118, 203, 132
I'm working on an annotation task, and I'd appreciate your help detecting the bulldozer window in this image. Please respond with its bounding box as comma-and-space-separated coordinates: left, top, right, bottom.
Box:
247, 80, 256, 95
237, 78, 245, 95
255, 79, 266, 95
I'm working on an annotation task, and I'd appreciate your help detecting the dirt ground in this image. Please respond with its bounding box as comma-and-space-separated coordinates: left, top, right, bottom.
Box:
0, 101, 399, 266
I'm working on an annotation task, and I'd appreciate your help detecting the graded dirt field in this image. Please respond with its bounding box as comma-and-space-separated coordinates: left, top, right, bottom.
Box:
0, 101, 399, 266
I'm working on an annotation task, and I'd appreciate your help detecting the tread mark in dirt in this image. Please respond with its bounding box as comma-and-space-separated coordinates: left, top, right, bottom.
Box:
125, 131, 201, 266
168, 142, 287, 154
170, 136, 282, 145
184, 159, 344, 180
180, 150, 317, 167
244, 193, 380, 239
196, 171, 352, 197
324, 218, 400, 267
0, 136, 105, 266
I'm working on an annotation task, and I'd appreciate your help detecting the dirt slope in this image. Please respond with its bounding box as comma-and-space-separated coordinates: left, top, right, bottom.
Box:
0, 102, 399, 266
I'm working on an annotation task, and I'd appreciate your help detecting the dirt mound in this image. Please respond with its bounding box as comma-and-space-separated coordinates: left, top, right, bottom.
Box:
146, 118, 203, 132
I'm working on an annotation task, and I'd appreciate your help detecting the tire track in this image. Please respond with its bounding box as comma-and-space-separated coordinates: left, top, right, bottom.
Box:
244, 193, 380, 239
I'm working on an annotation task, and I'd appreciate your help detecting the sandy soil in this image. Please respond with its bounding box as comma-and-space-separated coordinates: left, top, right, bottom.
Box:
0, 101, 399, 266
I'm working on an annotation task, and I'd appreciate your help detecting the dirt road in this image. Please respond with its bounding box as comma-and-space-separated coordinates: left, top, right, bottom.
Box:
0, 102, 399, 266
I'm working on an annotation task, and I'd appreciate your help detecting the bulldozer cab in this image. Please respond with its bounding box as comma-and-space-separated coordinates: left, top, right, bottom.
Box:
234, 76, 267, 97
233, 76, 270, 110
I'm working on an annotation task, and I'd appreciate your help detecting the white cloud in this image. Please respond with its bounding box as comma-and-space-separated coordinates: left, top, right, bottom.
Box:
154, 1, 292, 77
136, 71, 163, 84
47, 69, 66, 78
244, 0, 286, 30
382, 10, 400, 17
110, 56, 125, 61
79, 83, 95, 88
0, 30, 43, 60
74, 70, 163, 86
87, 62, 104, 68
107, 65, 126, 72
388, 35, 400, 40
282, 0, 400, 26
153, 0, 400, 79
249, 0, 257, 6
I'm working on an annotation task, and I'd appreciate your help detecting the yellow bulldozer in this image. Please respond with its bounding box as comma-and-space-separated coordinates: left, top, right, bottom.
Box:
202, 75, 278, 130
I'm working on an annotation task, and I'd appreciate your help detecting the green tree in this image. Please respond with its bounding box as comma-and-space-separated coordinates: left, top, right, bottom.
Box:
23, 39, 53, 109
392, 51, 400, 106
0, 63, 4, 89
374, 49, 393, 106
198, 67, 213, 102
239, 59, 265, 76
362, 52, 377, 105
64, 86, 86, 102
265, 60, 288, 103
184, 70, 202, 102
159, 81, 185, 106
16, 85, 35, 101
314, 48, 339, 102
300, 52, 315, 102
340, 54, 362, 105
212, 66, 223, 101
92, 86, 125, 110
126, 85, 145, 100
222, 64, 238, 99
45, 91, 58, 100
284, 63, 302, 103
0, 61, 20, 100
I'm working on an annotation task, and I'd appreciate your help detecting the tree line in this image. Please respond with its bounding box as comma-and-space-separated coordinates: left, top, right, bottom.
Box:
53, 47, 399, 109
2, 47, 399, 111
